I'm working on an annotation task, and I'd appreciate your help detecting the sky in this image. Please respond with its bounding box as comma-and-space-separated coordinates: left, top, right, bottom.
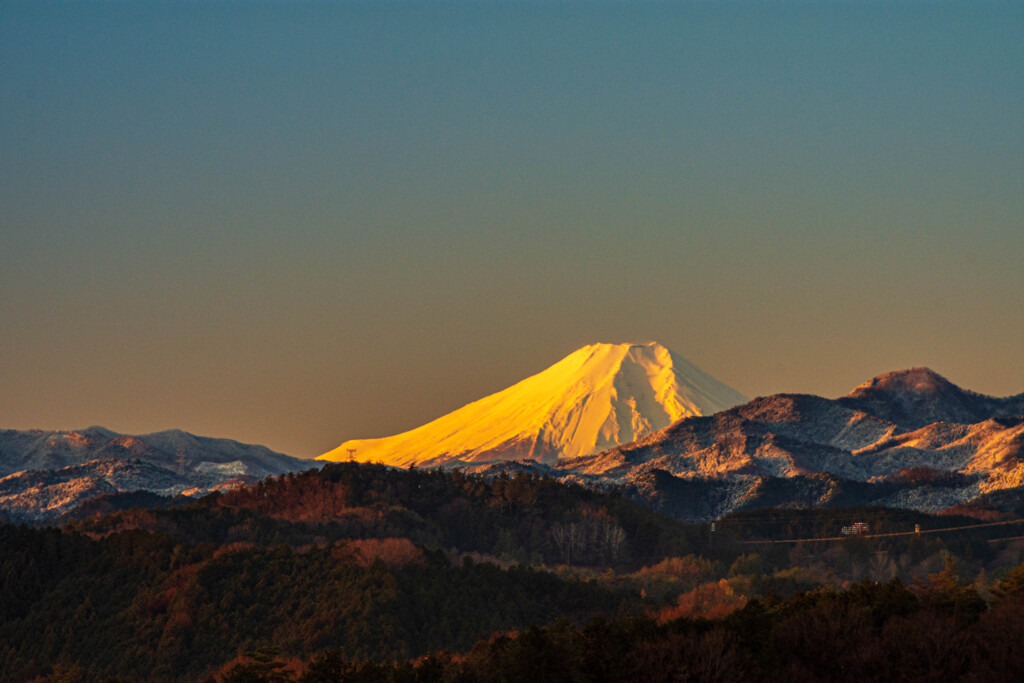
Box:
1, 1, 1022, 458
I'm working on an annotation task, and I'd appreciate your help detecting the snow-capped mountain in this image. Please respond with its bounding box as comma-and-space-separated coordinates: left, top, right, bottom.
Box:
319, 342, 748, 468
0, 427, 316, 520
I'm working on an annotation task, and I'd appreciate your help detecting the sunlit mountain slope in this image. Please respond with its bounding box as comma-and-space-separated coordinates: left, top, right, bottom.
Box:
319, 342, 747, 467
0, 427, 314, 520
543, 368, 1024, 517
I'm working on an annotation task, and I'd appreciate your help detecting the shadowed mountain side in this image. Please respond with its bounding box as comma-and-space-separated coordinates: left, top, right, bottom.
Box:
54, 489, 180, 523
460, 462, 990, 521
622, 470, 988, 521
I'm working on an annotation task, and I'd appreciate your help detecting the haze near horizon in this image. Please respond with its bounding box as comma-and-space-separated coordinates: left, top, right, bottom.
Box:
1, 1, 1021, 457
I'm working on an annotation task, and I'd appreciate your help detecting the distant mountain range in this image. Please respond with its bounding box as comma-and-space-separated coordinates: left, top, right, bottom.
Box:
3, 348, 1022, 523
468, 367, 1024, 519
564, 367, 1024, 479
319, 342, 748, 467
0, 427, 314, 520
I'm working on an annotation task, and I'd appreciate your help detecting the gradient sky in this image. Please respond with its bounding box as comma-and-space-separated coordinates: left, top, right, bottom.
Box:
2, 1, 1022, 458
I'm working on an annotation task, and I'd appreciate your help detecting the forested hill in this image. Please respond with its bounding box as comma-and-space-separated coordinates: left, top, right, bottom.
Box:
6, 463, 1024, 681
68, 463, 707, 570
0, 523, 636, 682
7, 465, 691, 680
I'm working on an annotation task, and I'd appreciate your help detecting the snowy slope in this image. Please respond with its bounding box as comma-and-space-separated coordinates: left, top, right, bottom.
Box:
319, 342, 747, 467
563, 368, 1024, 481
0, 426, 311, 478
0, 427, 317, 520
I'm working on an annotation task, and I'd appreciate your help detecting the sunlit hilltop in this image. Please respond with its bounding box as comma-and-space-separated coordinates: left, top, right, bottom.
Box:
319, 342, 747, 468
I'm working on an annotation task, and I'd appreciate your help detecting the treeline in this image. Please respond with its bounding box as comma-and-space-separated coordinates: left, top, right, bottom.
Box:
213, 564, 1024, 682
708, 506, 1014, 587
0, 523, 637, 681
68, 464, 707, 570
62, 465, 1008, 577
49, 466, 1024, 615
716, 506, 993, 542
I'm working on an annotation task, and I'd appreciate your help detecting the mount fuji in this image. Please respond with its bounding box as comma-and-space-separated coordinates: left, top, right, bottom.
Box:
319, 342, 747, 468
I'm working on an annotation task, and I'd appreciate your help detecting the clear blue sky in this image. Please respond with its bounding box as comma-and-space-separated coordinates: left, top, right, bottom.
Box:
2, 1, 1022, 457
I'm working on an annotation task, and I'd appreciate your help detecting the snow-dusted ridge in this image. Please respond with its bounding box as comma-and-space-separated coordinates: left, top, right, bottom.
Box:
0, 426, 312, 478
319, 342, 748, 468
543, 367, 1024, 518
0, 427, 317, 520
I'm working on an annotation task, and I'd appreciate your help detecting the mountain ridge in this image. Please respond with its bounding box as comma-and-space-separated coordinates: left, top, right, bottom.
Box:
0, 427, 315, 520
535, 366, 1024, 517
839, 366, 1024, 429
0, 426, 310, 477
5, 365, 1021, 522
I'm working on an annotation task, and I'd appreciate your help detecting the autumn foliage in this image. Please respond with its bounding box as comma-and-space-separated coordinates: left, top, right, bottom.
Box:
655, 579, 748, 622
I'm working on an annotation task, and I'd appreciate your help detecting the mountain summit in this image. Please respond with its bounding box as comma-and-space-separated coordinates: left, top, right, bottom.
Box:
319, 342, 747, 467
840, 367, 1024, 430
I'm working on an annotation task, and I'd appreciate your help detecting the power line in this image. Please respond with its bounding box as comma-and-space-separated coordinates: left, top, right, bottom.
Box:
734, 518, 1024, 544
717, 509, 930, 523
986, 535, 1024, 544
